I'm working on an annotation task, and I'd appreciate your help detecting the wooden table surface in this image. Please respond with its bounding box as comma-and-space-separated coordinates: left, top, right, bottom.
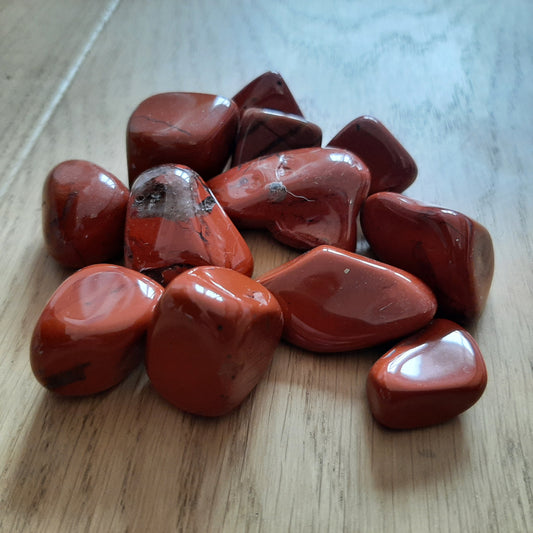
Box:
1, 1, 531, 531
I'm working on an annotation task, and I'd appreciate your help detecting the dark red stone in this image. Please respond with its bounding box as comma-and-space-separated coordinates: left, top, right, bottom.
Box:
30, 264, 164, 396
257, 245, 437, 353
146, 266, 283, 416
232, 108, 322, 165
124, 164, 253, 285
209, 147, 370, 251
367, 319, 488, 429
360, 192, 495, 323
232, 71, 303, 117
327, 116, 417, 194
126, 92, 239, 186
42, 160, 129, 268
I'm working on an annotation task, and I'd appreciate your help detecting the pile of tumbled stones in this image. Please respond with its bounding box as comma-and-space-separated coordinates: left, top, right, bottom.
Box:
31, 72, 494, 429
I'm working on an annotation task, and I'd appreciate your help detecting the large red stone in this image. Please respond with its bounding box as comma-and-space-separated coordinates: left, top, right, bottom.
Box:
232, 108, 321, 165
126, 92, 239, 186
361, 192, 495, 323
146, 266, 284, 416
327, 116, 417, 194
42, 160, 129, 268
367, 319, 488, 429
124, 164, 253, 285
232, 71, 303, 117
209, 147, 370, 251
257, 245, 437, 352
30, 264, 164, 396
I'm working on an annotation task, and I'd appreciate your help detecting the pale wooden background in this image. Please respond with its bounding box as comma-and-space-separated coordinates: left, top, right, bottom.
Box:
1, 1, 531, 532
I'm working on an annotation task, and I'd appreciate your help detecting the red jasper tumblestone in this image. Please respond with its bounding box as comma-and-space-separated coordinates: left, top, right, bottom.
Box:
361, 192, 495, 324
367, 318, 488, 429
232, 108, 322, 166
42, 160, 129, 268
126, 92, 239, 186
146, 266, 284, 416
232, 71, 304, 117
327, 115, 418, 195
124, 164, 253, 285
209, 147, 370, 251
257, 245, 437, 353
30, 264, 164, 396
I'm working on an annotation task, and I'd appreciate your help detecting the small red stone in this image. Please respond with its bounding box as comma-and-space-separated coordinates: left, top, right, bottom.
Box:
124, 164, 253, 285
126, 92, 239, 186
361, 192, 495, 323
42, 160, 129, 268
146, 266, 284, 416
209, 147, 370, 251
30, 264, 164, 396
257, 245, 437, 353
232, 71, 304, 117
367, 319, 488, 429
327, 116, 417, 194
232, 108, 322, 165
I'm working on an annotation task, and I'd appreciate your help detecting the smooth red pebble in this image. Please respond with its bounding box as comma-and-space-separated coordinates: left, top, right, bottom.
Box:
146, 266, 284, 416
209, 147, 370, 251
30, 264, 164, 396
126, 92, 239, 186
232, 71, 304, 117
361, 192, 495, 324
124, 164, 253, 285
327, 115, 417, 195
232, 108, 322, 166
42, 160, 129, 268
367, 319, 488, 429
257, 245, 437, 353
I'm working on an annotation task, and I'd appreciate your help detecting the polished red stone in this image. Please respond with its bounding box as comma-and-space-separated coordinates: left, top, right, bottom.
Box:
30, 264, 164, 396
232, 71, 303, 117
126, 92, 239, 186
232, 108, 322, 165
367, 319, 488, 429
124, 164, 253, 285
327, 116, 417, 194
257, 245, 437, 352
146, 266, 283, 416
42, 160, 129, 268
209, 147, 370, 251
361, 192, 495, 323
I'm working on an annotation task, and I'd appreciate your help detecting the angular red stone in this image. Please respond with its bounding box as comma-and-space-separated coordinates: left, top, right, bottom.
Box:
232, 108, 322, 165
327, 116, 417, 194
209, 148, 370, 251
30, 264, 164, 396
257, 245, 437, 352
42, 160, 129, 268
126, 92, 239, 186
361, 192, 495, 323
124, 164, 253, 285
146, 266, 284, 416
232, 71, 303, 117
367, 319, 488, 429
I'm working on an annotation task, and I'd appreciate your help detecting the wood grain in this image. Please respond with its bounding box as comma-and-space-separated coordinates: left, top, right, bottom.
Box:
1, 0, 532, 532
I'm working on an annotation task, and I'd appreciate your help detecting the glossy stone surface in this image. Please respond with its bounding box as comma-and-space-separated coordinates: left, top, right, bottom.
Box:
361, 192, 495, 323
232, 108, 322, 165
126, 92, 239, 186
327, 116, 417, 194
146, 266, 283, 416
232, 71, 303, 117
257, 245, 437, 352
124, 164, 253, 285
42, 160, 129, 268
30, 264, 164, 396
209, 148, 370, 251
367, 319, 488, 429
